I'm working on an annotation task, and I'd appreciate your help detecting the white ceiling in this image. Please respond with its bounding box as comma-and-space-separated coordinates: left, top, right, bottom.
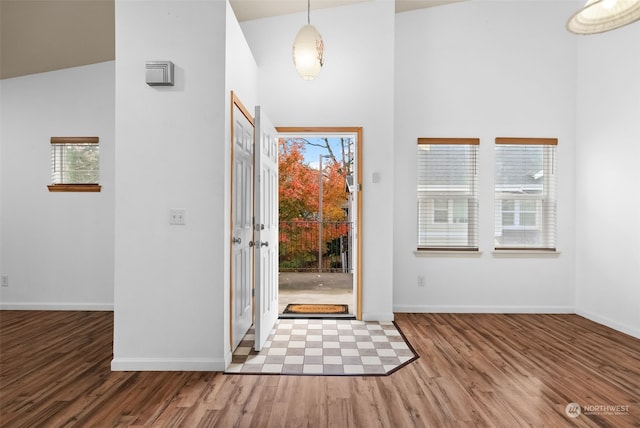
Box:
0, 0, 462, 79
232, 0, 462, 21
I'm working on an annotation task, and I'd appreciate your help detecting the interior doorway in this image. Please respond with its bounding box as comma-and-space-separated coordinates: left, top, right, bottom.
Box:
275, 128, 362, 319
230, 93, 280, 352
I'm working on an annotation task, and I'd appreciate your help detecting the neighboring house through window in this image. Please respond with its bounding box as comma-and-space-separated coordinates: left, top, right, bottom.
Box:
494, 137, 557, 250
417, 138, 479, 250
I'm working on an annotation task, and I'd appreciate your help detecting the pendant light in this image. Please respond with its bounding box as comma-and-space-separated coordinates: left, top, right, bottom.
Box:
567, 0, 640, 34
292, 0, 324, 80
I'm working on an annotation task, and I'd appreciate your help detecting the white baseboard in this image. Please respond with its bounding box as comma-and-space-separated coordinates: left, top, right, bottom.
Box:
393, 305, 575, 314
362, 312, 395, 322
576, 309, 640, 340
0, 302, 114, 311
111, 357, 225, 372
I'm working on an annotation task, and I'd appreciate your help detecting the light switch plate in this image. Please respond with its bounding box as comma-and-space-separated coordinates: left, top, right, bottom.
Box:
169, 209, 186, 225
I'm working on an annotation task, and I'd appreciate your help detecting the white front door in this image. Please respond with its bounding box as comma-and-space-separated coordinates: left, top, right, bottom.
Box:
253, 106, 279, 351
231, 100, 254, 350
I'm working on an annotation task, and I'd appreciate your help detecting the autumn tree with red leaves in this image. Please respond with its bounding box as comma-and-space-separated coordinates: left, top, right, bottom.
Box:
278, 138, 350, 271
278, 139, 319, 221
278, 138, 348, 223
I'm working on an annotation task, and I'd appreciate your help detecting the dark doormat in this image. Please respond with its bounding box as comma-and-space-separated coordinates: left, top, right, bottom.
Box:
283, 303, 349, 315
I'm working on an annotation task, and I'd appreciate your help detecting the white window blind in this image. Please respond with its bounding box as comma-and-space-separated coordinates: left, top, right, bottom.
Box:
50, 137, 100, 185
417, 138, 479, 250
494, 137, 557, 250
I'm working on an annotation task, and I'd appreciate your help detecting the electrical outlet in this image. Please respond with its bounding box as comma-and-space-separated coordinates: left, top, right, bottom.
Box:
417, 275, 425, 287
1, 275, 8, 287
169, 209, 186, 225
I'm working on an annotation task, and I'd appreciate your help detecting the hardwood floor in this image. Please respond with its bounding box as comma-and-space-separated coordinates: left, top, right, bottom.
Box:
1, 311, 639, 427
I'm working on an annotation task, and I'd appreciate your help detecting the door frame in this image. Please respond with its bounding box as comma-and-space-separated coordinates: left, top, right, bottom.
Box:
229, 91, 255, 350
276, 127, 363, 320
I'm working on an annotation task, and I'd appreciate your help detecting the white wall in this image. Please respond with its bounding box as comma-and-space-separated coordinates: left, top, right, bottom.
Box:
223, 3, 259, 363
575, 23, 640, 339
241, 0, 396, 320
113, 0, 229, 371
112, 0, 258, 371
0, 62, 115, 310
393, 1, 578, 313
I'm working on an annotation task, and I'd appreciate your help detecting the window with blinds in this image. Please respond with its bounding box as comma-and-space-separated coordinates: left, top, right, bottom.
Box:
494, 138, 557, 250
417, 138, 479, 250
48, 137, 101, 192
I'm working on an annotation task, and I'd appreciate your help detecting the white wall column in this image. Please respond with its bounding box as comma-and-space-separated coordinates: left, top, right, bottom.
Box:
113, 0, 229, 370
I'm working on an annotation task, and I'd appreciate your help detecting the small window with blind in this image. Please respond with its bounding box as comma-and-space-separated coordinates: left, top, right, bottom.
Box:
417, 138, 479, 251
48, 137, 101, 192
494, 137, 557, 250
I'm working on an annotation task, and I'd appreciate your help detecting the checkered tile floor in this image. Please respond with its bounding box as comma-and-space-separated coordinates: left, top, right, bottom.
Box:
225, 319, 418, 376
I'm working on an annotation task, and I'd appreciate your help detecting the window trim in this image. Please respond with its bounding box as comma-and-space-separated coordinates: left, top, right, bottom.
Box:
417, 137, 480, 251
414, 249, 483, 257
491, 249, 560, 257
418, 137, 480, 146
495, 137, 557, 146
494, 137, 557, 251
47, 184, 102, 192
48, 136, 101, 192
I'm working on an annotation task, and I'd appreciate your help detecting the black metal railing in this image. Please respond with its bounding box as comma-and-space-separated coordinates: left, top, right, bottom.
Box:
279, 221, 353, 273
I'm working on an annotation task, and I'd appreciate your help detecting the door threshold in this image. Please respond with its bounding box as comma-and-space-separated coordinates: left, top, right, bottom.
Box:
278, 314, 356, 320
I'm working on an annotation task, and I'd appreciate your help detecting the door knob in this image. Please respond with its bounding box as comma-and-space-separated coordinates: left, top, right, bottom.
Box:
232, 237, 241, 244
260, 241, 269, 247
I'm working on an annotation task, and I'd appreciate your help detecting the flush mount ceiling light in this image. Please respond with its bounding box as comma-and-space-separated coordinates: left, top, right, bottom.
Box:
292, 0, 325, 80
567, 0, 640, 34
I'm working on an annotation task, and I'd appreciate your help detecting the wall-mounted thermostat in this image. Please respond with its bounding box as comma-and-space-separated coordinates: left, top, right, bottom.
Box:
146, 61, 174, 86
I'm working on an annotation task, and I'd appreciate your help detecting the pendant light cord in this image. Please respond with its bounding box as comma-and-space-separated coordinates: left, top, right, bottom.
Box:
307, 0, 310, 24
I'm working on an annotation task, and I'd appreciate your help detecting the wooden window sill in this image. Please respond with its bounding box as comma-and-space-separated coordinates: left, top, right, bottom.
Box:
48, 184, 101, 192
414, 249, 482, 257
492, 250, 560, 257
